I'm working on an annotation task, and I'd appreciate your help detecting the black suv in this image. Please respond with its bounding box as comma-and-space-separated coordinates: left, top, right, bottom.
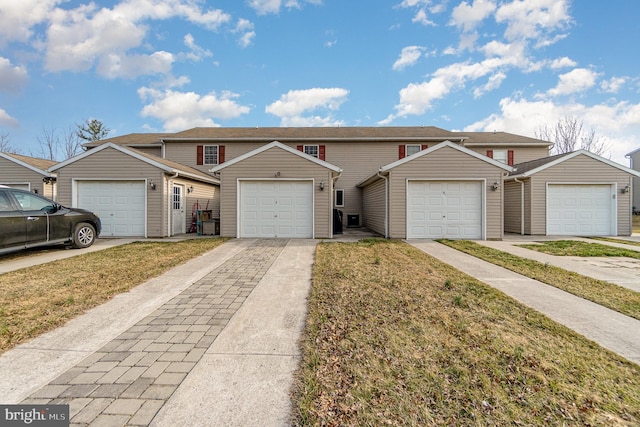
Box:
0, 186, 101, 255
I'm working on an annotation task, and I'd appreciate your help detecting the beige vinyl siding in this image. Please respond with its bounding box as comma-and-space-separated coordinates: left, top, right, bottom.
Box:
164, 142, 265, 175
218, 147, 333, 238
55, 148, 167, 237
528, 155, 633, 236
630, 151, 640, 211
387, 146, 505, 240
171, 178, 218, 234
504, 180, 522, 234
133, 147, 162, 157
466, 146, 549, 164
0, 157, 55, 199
361, 178, 386, 236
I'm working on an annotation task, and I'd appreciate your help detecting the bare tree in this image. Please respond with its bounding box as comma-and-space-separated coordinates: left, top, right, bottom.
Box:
62, 126, 83, 159
76, 119, 110, 142
36, 126, 60, 161
0, 132, 21, 153
536, 116, 610, 157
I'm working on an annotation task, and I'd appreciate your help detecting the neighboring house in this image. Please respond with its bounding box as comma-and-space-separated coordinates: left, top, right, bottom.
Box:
49, 143, 219, 238
0, 152, 58, 199
75, 126, 638, 239
625, 147, 640, 213
504, 150, 640, 236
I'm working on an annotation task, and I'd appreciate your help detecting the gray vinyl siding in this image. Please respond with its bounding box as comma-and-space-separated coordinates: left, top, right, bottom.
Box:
54, 148, 167, 237
630, 151, 640, 211
171, 178, 218, 234
387, 146, 505, 240
361, 178, 386, 236
503, 180, 522, 234
528, 155, 633, 236
218, 147, 333, 238
164, 142, 264, 175
0, 157, 55, 199
133, 147, 162, 157
466, 146, 549, 164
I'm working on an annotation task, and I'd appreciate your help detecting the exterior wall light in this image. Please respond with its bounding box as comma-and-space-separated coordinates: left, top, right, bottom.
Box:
149, 180, 156, 190
622, 185, 630, 194
187, 185, 194, 193
319, 181, 325, 191
491, 181, 499, 191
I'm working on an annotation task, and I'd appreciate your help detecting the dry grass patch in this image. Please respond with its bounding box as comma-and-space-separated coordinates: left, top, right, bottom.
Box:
293, 240, 640, 426
518, 240, 640, 258
439, 240, 640, 321
591, 237, 640, 248
0, 238, 226, 354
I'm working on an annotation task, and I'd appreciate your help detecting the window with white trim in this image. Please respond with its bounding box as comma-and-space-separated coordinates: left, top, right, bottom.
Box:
304, 145, 319, 158
335, 189, 344, 207
405, 144, 421, 156
492, 150, 508, 164
204, 145, 218, 165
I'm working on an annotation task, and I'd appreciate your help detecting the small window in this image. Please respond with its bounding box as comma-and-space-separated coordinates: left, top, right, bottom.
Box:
405, 144, 421, 156
304, 145, 319, 158
492, 150, 508, 164
335, 189, 344, 207
10, 190, 53, 211
204, 145, 218, 165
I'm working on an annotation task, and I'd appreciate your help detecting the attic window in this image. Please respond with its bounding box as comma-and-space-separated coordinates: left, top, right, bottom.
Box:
304, 145, 319, 158
405, 144, 421, 156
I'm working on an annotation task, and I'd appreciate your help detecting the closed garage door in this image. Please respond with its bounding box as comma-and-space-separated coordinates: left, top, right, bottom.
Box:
407, 180, 482, 239
239, 180, 313, 238
77, 180, 146, 237
1, 183, 29, 190
547, 184, 613, 236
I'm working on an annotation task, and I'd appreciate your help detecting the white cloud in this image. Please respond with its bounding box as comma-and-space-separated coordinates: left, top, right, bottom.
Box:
473, 72, 506, 97
0, 108, 19, 128
547, 68, 599, 97
97, 51, 175, 79
183, 34, 213, 61
44, 0, 230, 77
138, 87, 251, 131
412, 9, 436, 26
0, 0, 58, 47
549, 56, 577, 69
450, 0, 496, 32
600, 77, 627, 94
393, 46, 425, 71
248, 0, 321, 15
495, 0, 572, 42
265, 88, 349, 126
234, 19, 256, 47
0, 57, 29, 93
463, 96, 640, 165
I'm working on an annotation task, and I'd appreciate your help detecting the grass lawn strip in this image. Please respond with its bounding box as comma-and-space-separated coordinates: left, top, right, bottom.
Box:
590, 237, 640, 248
518, 239, 640, 258
0, 238, 226, 354
293, 240, 640, 426
438, 240, 640, 321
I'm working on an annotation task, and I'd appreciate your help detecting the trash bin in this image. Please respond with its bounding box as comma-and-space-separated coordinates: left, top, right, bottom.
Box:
347, 214, 359, 228
333, 209, 343, 234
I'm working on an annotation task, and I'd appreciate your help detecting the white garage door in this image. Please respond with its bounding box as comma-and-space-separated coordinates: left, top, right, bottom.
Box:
1, 183, 30, 190
239, 180, 313, 238
77, 180, 146, 237
408, 180, 483, 239
547, 184, 613, 236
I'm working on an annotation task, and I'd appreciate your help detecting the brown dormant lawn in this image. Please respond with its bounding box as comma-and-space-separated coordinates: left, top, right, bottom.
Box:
292, 239, 640, 426
0, 238, 226, 354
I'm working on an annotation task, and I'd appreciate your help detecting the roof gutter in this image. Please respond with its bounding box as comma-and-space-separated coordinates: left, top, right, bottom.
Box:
513, 177, 525, 235
160, 136, 462, 142
377, 169, 389, 239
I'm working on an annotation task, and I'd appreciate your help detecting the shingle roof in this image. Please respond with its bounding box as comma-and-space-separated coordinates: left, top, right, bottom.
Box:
1, 152, 57, 172
508, 152, 569, 175
454, 131, 551, 146
83, 133, 169, 148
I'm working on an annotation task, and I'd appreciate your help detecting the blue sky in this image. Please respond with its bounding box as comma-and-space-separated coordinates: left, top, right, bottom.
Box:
1, 0, 639, 165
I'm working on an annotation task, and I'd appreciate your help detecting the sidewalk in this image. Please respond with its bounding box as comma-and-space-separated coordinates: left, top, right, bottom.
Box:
408, 240, 640, 365
0, 238, 315, 426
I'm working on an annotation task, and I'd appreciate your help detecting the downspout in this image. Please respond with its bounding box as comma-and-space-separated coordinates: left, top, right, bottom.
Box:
377, 169, 389, 238
514, 177, 525, 235
331, 171, 342, 238
167, 172, 179, 237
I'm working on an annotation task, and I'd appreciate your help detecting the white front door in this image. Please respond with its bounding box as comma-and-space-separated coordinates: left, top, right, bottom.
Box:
407, 180, 483, 239
172, 184, 186, 235
239, 180, 313, 238
547, 184, 614, 236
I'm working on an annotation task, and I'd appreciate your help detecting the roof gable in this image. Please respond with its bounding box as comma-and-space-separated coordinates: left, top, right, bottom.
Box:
0, 152, 56, 177
380, 140, 514, 173
509, 150, 640, 178
50, 143, 218, 183
209, 141, 342, 173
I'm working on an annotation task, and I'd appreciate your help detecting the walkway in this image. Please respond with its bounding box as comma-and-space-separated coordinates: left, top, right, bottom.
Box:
2, 238, 315, 426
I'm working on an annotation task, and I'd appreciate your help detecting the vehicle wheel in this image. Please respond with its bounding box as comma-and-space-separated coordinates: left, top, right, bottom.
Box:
72, 222, 96, 249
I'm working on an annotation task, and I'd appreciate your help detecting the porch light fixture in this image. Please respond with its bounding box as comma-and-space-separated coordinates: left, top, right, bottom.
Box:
491, 181, 499, 191
622, 185, 630, 194
319, 181, 325, 191
275, 171, 281, 177
187, 185, 194, 193
149, 180, 156, 190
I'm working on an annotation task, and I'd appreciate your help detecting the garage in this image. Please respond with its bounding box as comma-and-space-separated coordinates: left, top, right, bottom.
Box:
407, 180, 483, 239
239, 180, 313, 238
547, 184, 614, 236
76, 180, 146, 237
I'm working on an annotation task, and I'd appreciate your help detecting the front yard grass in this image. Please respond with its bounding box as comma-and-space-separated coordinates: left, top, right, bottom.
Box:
438, 240, 640, 321
293, 240, 640, 426
0, 238, 226, 354
518, 239, 640, 258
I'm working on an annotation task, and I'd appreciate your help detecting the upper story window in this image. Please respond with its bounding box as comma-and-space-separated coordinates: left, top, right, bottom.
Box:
197, 145, 225, 166
335, 189, 344, 207
405, 144, 421, 156
486, 149, 514, 165
304, 145, 319, 158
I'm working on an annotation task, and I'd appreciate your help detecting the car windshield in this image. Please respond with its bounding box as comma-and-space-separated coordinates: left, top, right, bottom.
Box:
11, 190, 55, 211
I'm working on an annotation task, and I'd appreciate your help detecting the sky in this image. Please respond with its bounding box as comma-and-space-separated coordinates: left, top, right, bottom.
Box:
1, 0, 639, 165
